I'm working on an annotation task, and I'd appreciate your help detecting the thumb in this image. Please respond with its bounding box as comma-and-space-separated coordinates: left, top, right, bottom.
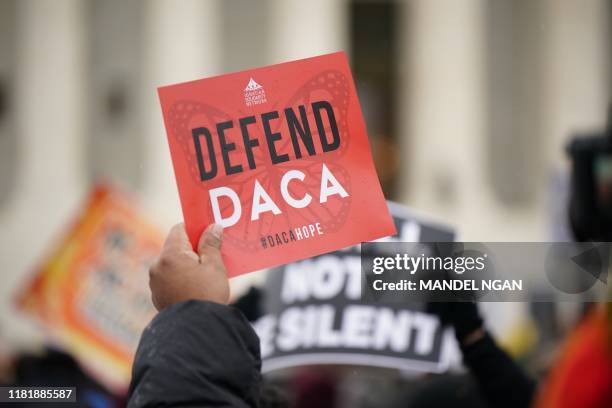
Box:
197, 223, 223, 258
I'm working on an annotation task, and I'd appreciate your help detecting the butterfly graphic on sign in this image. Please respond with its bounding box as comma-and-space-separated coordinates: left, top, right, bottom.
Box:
166, 70, 352, 252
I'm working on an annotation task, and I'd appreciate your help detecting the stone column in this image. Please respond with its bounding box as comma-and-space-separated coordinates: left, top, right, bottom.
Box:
0, 0, 86, 344
268, 0, 348, 62
140, 0, 222, 227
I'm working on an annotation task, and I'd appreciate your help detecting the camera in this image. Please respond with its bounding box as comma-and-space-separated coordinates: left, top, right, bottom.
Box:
567, 107, 612, 241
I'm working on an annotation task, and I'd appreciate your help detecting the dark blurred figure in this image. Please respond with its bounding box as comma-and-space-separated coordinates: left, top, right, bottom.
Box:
567, 106, 612, 242
2, 347, 120, 408
427, 302, 536, 408
540, 106, 612, 407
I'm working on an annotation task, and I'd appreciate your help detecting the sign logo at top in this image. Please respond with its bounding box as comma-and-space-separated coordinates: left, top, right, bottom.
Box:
244, 77, 266, 106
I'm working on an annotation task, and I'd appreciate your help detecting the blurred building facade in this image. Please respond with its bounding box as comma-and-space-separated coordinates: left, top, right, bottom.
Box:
0, 0, 610, 345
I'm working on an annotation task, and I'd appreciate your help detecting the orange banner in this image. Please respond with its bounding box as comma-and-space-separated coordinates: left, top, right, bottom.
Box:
16, 185, 162, 392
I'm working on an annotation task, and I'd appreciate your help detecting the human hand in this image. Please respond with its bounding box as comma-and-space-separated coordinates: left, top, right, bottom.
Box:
149, 223, 229, 310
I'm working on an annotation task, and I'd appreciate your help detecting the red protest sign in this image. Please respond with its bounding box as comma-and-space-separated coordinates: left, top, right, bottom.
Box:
158, 52, 395, 277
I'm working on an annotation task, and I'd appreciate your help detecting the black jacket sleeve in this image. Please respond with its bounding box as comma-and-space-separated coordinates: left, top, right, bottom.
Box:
128, 300, 262, 408
461, 332, 535, 408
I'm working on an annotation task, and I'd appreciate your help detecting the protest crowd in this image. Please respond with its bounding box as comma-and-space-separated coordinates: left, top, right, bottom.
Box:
0, 1, 611, 407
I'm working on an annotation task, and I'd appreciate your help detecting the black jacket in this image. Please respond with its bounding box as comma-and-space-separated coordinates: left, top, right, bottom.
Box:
128, 300, 262, 407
